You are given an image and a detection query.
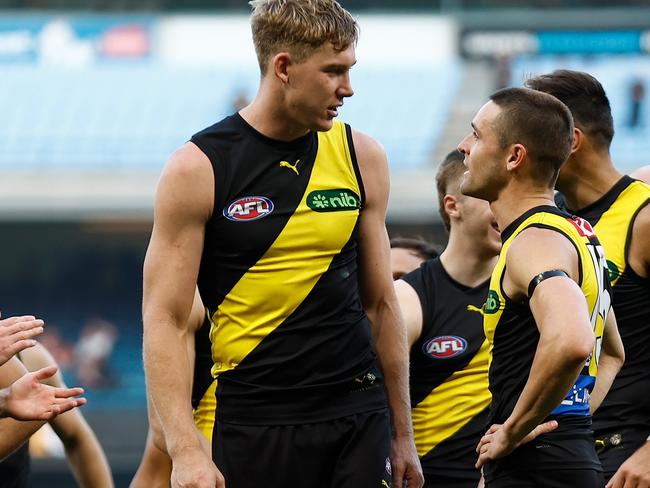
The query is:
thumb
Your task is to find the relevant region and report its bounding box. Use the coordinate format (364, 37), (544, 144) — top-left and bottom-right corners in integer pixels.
(32, 366), (58, 382)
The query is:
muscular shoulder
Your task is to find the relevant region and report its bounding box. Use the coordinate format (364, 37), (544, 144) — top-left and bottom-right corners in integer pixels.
(156, 143), (214, 222)
(350, 129), (388, 207)
(506, 226), (579, 298)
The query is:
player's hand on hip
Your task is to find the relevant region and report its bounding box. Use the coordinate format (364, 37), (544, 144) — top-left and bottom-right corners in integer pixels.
(475, 420), (558, 469)
(0, 314), (44, 365)
(171, 447), (225, 488)
(4, 366), (86, 420)
(391, 435), (424, 488)
(606, 441), (650, 488)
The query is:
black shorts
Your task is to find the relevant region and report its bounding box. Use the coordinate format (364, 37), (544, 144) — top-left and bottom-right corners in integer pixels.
(484, 428), (603, 487)
(595, 428), (649, 482)
(213, 408), (392, 488)
(424, 473), (480, 488)
(485, 469), (604, 487)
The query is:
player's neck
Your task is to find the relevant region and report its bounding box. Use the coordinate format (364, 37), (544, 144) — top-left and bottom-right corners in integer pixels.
(490, 183), (555, 235)
(440, 235), (498, 288)
(556, 152), (622, 212)
(239, 89), (310, 142)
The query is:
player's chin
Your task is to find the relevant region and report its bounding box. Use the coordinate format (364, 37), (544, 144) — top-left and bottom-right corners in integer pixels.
(313, 117), (334, 132)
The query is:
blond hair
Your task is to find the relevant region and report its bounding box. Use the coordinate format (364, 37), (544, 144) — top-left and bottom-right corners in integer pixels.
(250, 0), (358, 73)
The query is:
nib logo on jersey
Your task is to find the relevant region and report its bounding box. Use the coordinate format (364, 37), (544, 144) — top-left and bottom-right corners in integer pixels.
(307, 189), (360, 212)
(223, 196), (274, 222)
(423, 336), (468, 359)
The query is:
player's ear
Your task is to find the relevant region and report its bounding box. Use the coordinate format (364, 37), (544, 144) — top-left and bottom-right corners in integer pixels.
(570, 127), (584, 154)
(506, 143), (527, 172)
(273, 52), (292, 84)
(443, 194), (460, 221)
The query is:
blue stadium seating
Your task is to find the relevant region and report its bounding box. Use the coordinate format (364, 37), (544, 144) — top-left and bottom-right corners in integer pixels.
(0, 62), (462, 172)
(510, 55), (650, 173)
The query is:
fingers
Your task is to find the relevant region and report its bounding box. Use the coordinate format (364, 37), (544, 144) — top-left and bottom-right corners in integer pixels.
(0, 315), (37, 328)
(216, 471), (226, 488)
(520, 420), (558, 446)
(32, 365), (59, 381)
(6, 339), (37, 357)
(52, 396), (87, 416)
(391, 459), (405, 488)
(53, 386), (85, 398)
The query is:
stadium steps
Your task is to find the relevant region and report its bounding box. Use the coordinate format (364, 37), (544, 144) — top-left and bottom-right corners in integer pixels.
(430, 60), (496, 167)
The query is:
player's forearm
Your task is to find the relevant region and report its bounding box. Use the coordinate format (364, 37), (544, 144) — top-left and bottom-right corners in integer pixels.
(143, 312), (198, 457)
(369, 301), (413, 438)
(505, 336), (588, 442)
(0, 418), (44, 460)
(65, 433), (114, 488)
(589, 353), (622, 414)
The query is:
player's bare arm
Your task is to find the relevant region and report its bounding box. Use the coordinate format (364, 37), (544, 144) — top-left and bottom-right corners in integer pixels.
(477, 228), (594, 467)
(20, 342), (114, 488)
(132, 288), (207, 488)
(353, 129), (424, 488)
(142, 142), (224, 488)
(394, 280), (424, 347)
(590, 308), (624, 414)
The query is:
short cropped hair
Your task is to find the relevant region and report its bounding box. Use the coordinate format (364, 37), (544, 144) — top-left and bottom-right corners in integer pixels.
(525, 70), (614, 150)
(489, 87), (574, 186)
(435, 150), (466, 232)
(390, 237), (439, 261)
(249, 0), (359, 74)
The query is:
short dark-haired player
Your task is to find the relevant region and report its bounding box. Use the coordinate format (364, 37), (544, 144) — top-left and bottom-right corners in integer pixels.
(394, 149), (501, 487)
(527, 70), (650, 487)
(458, 87), (624, 487)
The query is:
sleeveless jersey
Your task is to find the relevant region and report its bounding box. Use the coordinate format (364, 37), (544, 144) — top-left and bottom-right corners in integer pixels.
(402, 258), (490, 486)
(557, 176), (650, 435)
(485, 205), (610, 428)
(190, 114), (385, 425)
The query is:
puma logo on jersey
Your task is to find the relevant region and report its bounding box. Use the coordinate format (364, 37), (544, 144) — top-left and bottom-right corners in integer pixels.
(381, 481), (391, 488)
(280, 159), (300, 175)
(466, 304), (485, 316)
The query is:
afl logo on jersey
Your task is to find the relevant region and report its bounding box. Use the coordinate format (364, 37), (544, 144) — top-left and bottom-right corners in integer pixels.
(223, 196), (274, 222)
(423, 336), (467, 359)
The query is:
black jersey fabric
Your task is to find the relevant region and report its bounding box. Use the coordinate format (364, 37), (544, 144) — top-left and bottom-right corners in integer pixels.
(402, 258), (490, 485)
(189, 114), (385, 425)
(0, 442), (30, 488)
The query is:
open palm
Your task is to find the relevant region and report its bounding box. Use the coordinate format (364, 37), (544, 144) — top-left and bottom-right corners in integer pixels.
(4, 366), (86, 421)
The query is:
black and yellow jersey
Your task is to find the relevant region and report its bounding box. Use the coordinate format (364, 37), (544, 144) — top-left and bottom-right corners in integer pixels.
(402, 258), (489, 486)
(485, 205), (610, 430)
(190, 114), (385, 425)
(557, 176), (650, 435)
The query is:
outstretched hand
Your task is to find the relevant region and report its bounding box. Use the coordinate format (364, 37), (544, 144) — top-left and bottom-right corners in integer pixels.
(0, 314), (44, 366)
(476, 420), (558, 468)
(2, 365), (86, 420)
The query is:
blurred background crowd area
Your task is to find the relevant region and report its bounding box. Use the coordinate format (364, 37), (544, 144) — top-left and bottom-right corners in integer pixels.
(0, 0), (648, 486)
